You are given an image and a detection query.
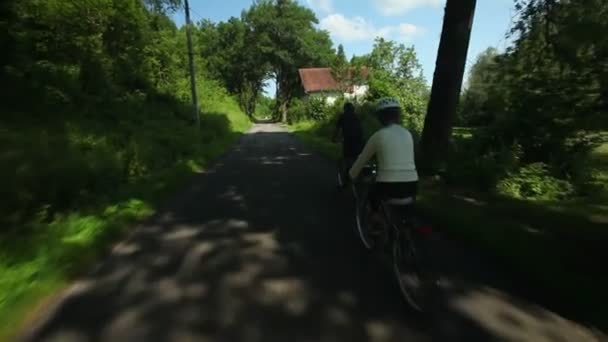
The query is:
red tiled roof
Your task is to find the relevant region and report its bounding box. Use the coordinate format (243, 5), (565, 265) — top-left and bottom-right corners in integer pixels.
(298, 67), (369, 93)
(298, 68), (339, 93)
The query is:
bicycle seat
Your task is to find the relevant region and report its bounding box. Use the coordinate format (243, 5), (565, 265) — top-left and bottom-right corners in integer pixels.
(384, 197), (415, 206)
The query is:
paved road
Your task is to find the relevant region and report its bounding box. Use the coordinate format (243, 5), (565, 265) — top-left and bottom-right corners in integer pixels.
(21, 124), (602, 342)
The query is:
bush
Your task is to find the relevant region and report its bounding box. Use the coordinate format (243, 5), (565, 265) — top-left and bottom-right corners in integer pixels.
(288, 96), (346, 124)
(287, 98), (308, 123)
(497, 163), (575, 200)
(444, 131), (522, 190)
(307, 96), (330, 121)
(255, 96), (275, 120)
(1, 91), (247, 229)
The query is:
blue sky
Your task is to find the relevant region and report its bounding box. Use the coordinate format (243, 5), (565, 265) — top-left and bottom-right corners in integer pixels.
(174, 0), (515, 95)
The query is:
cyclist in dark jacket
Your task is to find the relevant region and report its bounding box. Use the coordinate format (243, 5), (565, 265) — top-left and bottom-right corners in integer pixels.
(333, 102), (364, 182)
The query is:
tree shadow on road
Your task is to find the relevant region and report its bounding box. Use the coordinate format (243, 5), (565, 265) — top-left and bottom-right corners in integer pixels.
(21, 130), (600, 342)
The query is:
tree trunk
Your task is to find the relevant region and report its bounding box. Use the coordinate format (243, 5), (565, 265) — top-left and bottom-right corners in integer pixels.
(280, 101), (288, 123)
(275, 71), (290, 123)
(420, 0), (477, 174)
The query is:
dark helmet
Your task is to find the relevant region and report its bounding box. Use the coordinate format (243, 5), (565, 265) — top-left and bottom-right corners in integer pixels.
(343, 102), (355, 114)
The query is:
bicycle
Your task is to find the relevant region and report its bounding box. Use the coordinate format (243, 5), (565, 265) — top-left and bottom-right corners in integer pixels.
(333, 137), (357, 190)
(336, 157), (356, 189)
(336, 158), (346, 188)
(351, 163), (438, 312)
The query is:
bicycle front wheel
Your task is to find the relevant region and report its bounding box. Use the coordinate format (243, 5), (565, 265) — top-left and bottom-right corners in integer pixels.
(355, 201), (376, 250)
(337, 163), (344, 188)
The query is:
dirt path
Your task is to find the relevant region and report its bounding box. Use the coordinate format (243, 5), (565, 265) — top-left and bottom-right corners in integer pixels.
(20, 124), (603, 341)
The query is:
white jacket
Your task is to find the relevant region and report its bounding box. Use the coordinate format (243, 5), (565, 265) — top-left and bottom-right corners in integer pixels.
(349, 124), (419, 183)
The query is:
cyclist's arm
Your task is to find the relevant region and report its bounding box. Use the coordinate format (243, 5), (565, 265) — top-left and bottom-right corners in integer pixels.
(349, 133), (378, 179)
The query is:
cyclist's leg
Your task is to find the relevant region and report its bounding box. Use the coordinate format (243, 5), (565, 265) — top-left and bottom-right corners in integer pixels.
(368, 182), (381, 212)
(342, 139), (359, 185)
(368, 182), (390, 231)
(344, 156), (356, 183)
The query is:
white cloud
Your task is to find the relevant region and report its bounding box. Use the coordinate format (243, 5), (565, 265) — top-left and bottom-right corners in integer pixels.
(398, 23), (425, 36)
(320, 13), (424, 42)
(320, 14), (390, 42)
(374, 0), (444, 16)
(306, 0), (334, 13)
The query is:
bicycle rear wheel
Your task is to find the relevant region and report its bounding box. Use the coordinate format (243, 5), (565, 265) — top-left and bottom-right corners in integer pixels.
(392, 230), (436, 311)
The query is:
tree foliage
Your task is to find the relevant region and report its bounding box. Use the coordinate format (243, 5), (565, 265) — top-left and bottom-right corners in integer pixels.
(458, 47), (500, 126)
(192, 0), (333, 121)
(359, 38), (429, 133)
(0, 0), (250, 227)
(198, 17), (269, 117)
(452, 0), (608, 198)
(472, 0), (607, 162)
(244, 0), (334, 121)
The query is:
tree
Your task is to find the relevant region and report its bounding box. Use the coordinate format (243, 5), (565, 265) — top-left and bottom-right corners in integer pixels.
(489, 0), (608, 165)
(445, 0), (607, 194)
(144, 0), (182, 12)
(335, 44), (347, 68)
(331, 44), (349, 92)
(420, 0), (477, 173)
(244, 0), (334, 122)
(458, 47), (500, 126)
(198, 17), (268, 117)
(146, 14), (181, 92)
(360, 38), (429, 133)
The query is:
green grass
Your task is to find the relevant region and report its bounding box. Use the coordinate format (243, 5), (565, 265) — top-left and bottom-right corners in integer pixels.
(589, 141), (608, 199)
(452, 126), (476, 139)
(290, 121), (608, 330)
(0, 100), (250, 341)
(593, 142), (608, 158)
(290, 121), (340, 159)
(0, 200), (153, 340)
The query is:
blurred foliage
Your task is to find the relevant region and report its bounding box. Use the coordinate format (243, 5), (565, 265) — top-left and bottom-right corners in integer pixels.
(198, 0), (334, 120)
(452, 0), (608, 200)
(357, 38), (429, 135)
(0, 0), (249, 336)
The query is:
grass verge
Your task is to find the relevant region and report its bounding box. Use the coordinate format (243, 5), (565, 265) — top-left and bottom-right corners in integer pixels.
(0, 107), (250, 341)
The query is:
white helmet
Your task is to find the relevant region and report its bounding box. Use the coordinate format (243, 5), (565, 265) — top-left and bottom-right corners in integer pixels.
(376, 97), (400, 111)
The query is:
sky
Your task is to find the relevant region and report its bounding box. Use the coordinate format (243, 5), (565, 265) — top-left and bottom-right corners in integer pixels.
(174, 0), (515, 96)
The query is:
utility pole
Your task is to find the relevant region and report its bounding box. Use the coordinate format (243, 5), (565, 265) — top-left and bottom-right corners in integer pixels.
(184, 0), (200, 128)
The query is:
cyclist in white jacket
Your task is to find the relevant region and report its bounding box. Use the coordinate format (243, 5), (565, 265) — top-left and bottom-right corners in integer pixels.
(349, 98), (418, 225)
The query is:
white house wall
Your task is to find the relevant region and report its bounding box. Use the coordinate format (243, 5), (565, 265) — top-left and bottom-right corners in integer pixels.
(307, 85), (369, 105)
(308, 92), (340, 105)
(343, 85), (369, 102)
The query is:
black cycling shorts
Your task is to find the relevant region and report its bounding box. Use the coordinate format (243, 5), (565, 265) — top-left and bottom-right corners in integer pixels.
(369, 181), (418, 210)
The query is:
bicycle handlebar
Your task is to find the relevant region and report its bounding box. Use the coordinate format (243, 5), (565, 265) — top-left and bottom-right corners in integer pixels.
(356, 163), (377, 184)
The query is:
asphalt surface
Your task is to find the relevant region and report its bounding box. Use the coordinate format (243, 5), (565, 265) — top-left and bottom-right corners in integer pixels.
(20, 124), (603, 342)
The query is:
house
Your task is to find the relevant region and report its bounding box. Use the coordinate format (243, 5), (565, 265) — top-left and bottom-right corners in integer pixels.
(298, 67), (369, 105)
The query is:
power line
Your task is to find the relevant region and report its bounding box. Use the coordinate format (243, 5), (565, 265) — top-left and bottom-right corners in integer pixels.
(190, 7), (204, 22)
(184, 0), (200, 129)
